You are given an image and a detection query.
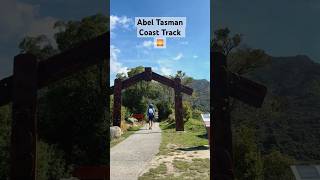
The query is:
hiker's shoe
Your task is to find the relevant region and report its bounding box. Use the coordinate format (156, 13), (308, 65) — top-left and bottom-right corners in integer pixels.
(149, 127), (151, 130)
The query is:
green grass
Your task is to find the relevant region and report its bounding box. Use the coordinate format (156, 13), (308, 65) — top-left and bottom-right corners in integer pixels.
(138, 163), (167, 180)
(159, 118), (208, 155)
(139, 118), (210, 180)
(110, 125), (142, 148)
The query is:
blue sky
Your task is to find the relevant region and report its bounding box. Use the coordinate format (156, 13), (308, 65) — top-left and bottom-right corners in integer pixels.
(213, 0), (320, 62)
(110, 0), (210, 85)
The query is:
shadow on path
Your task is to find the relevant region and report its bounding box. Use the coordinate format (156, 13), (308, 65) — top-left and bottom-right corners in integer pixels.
(177, 145), (209, 151)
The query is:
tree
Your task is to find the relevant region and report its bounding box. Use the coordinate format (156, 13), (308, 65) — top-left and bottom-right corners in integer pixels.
(233, 125), (264, 180)
(54, 13), (108, 51)
(263, 149), (295, 180)
(228, 48), (271, 75)
(121, 66), (170, 114)
(19, 14), (110, 168)
(19, 35), (57, 60)
(212, 27), (242, 56)
(171, 70), (193, 86)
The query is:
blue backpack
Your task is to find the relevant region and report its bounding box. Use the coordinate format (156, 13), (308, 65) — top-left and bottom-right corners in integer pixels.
(148, 107), (154, 116)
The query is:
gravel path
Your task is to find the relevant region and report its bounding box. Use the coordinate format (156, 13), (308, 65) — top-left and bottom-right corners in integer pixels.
(110, 122), (162, 180)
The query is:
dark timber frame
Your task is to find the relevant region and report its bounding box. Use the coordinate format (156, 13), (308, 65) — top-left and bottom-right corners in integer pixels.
(110, 67), (193, 131)
(211, 52), (267, 179)
(0, 33), (109, 180)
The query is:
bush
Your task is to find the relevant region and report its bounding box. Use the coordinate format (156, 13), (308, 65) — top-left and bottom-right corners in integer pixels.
(37, 141), (71, 180)
(192, 109), (203, 119)
(233, 126), (263, 180)
(38, 66), (108, 166)
(120, 120), (129, 132)
(182, 101), (192, 122)
(157, 101), (173, 120)
(0, 105), (10, 179)
(263, 149), (295, 180)
(121, 106), (131, 121)
(168, 113), (175, 122)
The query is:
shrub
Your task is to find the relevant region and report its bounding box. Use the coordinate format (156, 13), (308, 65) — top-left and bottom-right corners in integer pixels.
(157, 101), (173, 120)
(37, 141), (71, 180)
(38, 66), (108, 166)
(120, 120), (129, 132)
(0, 105), (10, 179)
(263, 149), (295, 180)
(192, 109), (203, 119)
(233, 125), (263, 180)
(182, 101), (192, 122)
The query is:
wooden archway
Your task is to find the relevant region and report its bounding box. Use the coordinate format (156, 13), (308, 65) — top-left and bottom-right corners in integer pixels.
(110, 67), (193, 131)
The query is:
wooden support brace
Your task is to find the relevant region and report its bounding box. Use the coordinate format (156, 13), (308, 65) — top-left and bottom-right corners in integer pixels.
(211, 52), (234, 179)
(113, 79), (122, 127)
(10, 54), (38, 180)
(174, 78), (184, 131)
(145, 67), (152, 81)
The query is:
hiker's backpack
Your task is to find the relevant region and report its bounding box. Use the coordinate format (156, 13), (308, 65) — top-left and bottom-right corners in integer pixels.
(148, 108), (154, 116)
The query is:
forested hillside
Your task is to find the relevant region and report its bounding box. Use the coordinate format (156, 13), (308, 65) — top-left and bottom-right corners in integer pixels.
(233, 55), (320, 161)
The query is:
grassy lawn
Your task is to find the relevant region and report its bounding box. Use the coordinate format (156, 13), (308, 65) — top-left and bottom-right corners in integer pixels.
(139, 118), (210, 180)
(159, 118), (209, 155)
(110, 125), (142, 148)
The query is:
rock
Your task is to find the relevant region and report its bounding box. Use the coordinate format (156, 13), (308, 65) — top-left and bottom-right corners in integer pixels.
(110, 126), (122, 139)
(127, 117), (138, 124)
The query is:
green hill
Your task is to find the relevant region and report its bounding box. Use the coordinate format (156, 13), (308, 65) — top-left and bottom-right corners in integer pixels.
(188, 79), (210, 112)
(233, 55), (320, 162)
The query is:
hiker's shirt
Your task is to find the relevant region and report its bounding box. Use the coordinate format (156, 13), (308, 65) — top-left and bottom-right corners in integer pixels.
(147, 107), (155, 117)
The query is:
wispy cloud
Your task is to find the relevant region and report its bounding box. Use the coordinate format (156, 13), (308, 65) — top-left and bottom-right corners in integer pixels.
(142, 40), (153, 48)
(110, 15), (133, 30)
(0, 0), (57, 42)
(160, 67), (173, 76)
(136, 40), (153, 49)
(110, 45), (128, 75)
(110, 15), (133, 38)
(173, 53), (183, 60)
(193, 55), (198, 59)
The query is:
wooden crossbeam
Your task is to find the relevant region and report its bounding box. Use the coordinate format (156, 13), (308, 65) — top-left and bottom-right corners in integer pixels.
(109, 68), (193, 95)
(122, 72), (146, 89)
(111, 67), (193, 131)
(151, 72), (175, 88)
(229, 72), (267, 108)
(0, 32), (109, 107)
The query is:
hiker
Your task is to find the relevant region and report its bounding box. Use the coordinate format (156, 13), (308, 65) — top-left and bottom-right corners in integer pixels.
(147, 103), (156, 130)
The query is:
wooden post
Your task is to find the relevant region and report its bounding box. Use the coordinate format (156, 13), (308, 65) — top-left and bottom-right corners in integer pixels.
(174, 78), (184, 131)
(211, 52), (234, 179)
(145, 67), (152, 81)
(11, 54), (38, 180)
(113, 78), (122, 127)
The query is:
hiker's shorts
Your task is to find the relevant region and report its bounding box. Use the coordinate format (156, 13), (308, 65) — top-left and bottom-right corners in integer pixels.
(148, 115), (154, 122)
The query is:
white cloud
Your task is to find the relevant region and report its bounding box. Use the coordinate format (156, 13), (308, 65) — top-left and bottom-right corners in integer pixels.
(0, 0), (57, 42)
(136, 40), (153, 50)
(160, 67), (173, 76)
(193, 55), (198, 59)
(143, 40), (153, 48)
(110, 45), (128, 75)
(110, 15), (132, 30)
(173, 53), (183, 60)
